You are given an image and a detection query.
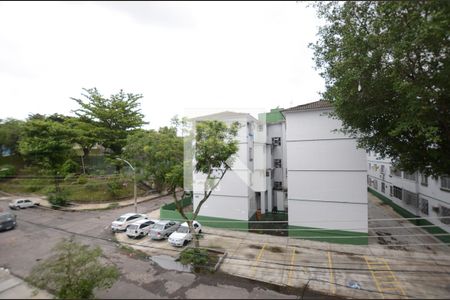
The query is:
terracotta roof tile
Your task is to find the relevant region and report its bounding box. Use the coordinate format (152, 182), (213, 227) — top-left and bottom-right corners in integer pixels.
(282, 100), (333, 113)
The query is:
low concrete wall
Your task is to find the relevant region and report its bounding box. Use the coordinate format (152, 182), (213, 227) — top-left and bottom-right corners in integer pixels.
(160, 197), (249, 230)
(288, 225), (368, 245)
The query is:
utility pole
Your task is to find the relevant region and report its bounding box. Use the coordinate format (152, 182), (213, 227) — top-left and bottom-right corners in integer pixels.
(116, 158), (137, 213)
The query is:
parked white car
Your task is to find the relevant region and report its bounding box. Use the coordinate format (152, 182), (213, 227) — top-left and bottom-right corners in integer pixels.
(126, 219), (158, 238)
(111, 213), (148, 232)
(168, 221), (202, 247)
(9, 199), (40, 210)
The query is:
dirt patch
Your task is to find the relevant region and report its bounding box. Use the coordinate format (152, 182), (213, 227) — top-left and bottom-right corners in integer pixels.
(245, 253), (256, 259)
(266, 246), (284, 253)
(248, 244), (262, 250)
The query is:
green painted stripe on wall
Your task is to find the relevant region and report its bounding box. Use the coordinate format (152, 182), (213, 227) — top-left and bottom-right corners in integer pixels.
(368, 188), (450, 243)
(160, 197), (249, 230)
(288, 225), (368, 245)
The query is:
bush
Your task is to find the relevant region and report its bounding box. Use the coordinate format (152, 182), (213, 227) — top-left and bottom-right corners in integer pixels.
(64, 173), (76, 182)
(26, 238), (119, 299)
(77, 174), (88, 184)
(0, 164), (16, 179)
(41, 185), (56, 195)
(107, 179), (121, 198)
(84, 181), (99, 192)
(48, 192), (69, 209)
(60, 159), (80, 176)
(179, 248), (210, 272)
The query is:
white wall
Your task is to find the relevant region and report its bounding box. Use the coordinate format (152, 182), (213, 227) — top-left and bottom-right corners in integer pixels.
(192, 113), (256, 221)
(288, 171), (367, 204)
(289, 200), (368, 232)
(285, 108), (368, 233)
(285, 110), (347, 141)
(193, 193), (249, 221)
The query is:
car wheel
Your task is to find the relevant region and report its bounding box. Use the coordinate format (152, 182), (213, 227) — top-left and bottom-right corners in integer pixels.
(199, 229), (202, 234)
(183, 240), (188, 246)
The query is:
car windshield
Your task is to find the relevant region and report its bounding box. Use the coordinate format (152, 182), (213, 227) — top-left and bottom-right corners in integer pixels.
(127, 225), (138, 230)
(177, 226), (189, 233)
(0, 214), (13, 222)
(116, 217), (125, 222)
(153, 224), (165, 230)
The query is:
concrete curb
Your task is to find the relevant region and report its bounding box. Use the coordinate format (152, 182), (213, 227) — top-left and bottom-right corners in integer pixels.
(0, 268), (52, 299)
(40, 192), (173, 212)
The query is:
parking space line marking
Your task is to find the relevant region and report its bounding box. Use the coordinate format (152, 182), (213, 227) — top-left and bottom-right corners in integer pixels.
(287, 248), (296, 286)
(327, 251), (336, 295)
(251, 243), (267, 277)
(364, 256), (406, 298)
(382, 259), (407, 297)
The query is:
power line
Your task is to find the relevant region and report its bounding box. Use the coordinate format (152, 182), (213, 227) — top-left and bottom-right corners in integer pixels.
(17, 218), (450, 276)
(25, 206), (450, 242)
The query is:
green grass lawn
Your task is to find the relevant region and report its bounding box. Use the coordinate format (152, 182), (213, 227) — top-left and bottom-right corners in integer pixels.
(0, 175), (146, 203)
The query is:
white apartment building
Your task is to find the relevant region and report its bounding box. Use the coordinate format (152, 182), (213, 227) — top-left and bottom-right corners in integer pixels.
(367, 152), (450, 233)
(191, 111), (259, 221)
(190, 101), (368, 244)
(282, 101), (368, 240)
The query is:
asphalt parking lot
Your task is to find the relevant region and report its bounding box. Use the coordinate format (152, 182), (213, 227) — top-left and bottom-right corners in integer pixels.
(117, 194), (450, 299)
(0, 194), (321, 299)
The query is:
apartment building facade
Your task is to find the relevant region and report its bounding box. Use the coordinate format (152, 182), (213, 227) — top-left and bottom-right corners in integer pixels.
(367, 152), (450, 233)
(282, 101), (368, 243)
(190, 101), (368, 244)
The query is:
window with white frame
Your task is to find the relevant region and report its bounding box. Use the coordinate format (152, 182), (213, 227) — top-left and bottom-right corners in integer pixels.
(403, 190), (419, 208)
(393, 186), (402, 200)
(419, 198), (429, 215)
(249, 147), (253, 162)
(272, 137), (281, 146)
(441, 176), (450, 191)
(274, 159), (282, 168)
(420, 173), (428, 186)
(373, 179), (378, 190)
(381, 182), (385, 193)
(439, 205), (450, 225)
(390, 167), (401, 177)
(381, 165), (385, 174)
(274, 181), (282, 190)
(403, 171), (417, 181)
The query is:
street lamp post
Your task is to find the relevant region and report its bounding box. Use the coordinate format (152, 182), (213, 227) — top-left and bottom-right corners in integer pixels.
(116, 158), (137, 213)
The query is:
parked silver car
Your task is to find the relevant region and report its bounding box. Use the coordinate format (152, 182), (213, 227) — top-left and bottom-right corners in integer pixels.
(9, 199), (40, 210)
(149, 220), (180, 240)
(126, 219), (158, 238)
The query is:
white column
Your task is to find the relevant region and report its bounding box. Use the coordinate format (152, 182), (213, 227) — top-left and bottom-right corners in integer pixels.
(261, 192), (266, 213)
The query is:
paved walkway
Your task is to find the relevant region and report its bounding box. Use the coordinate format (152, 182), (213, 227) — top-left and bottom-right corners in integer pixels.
(0, 268), (51, 299)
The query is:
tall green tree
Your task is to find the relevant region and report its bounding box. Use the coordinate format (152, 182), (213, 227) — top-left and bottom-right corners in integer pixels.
(124, 126), (183, 192)
(311, 1), (450, 176)
(18, 115), (75, 191)
(64, 116), (100, 174)
(27, 237), (119, 299)
(167, 120), (240, 248)
(71, 88), (146, 161)
(0, 118), (24, 155)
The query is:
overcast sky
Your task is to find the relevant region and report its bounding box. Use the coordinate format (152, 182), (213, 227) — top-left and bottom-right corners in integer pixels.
(0, 1), (325, 129)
